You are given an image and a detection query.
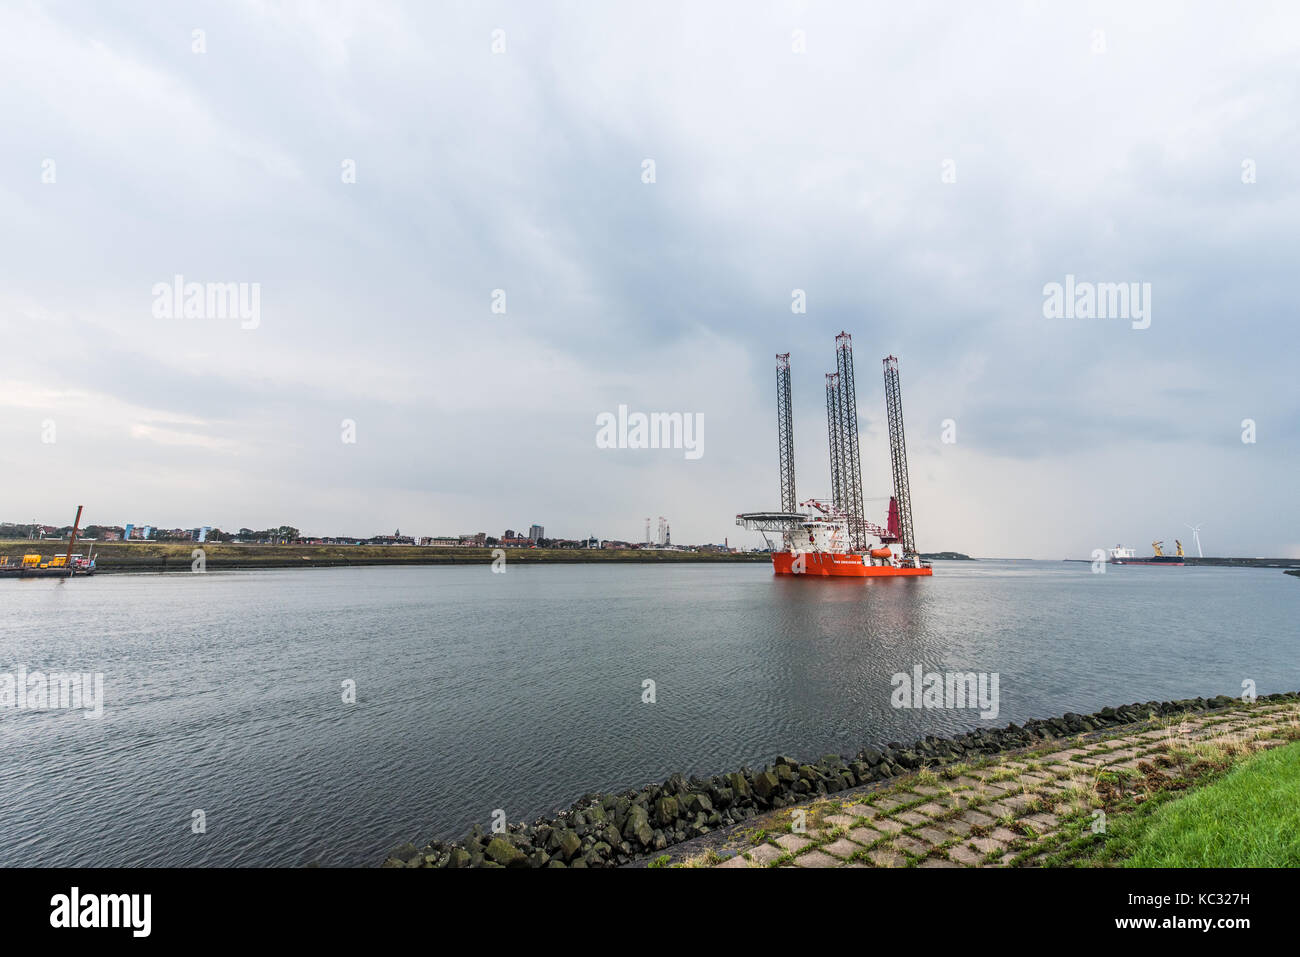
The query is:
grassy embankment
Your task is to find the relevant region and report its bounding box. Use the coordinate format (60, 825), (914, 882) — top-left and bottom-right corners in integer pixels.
(0, 539), (769, 572)
(1037, 730), (1300, 867)
(1118, 740), (1300, 866)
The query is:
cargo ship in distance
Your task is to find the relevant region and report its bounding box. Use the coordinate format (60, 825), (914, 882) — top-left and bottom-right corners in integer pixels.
(0, 506), (97, 578)
(0, 552), (97, 577)
(1108, 541), (1186, 566)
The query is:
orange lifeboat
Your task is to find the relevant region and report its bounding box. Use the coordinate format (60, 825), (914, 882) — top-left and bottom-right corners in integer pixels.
(869, 546), (893, 558)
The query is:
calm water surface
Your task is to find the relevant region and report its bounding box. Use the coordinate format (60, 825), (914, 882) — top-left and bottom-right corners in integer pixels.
(2, 560), (1297, 866)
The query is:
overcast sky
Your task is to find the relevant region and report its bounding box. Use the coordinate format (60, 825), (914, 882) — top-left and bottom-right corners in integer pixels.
(1, 1), (1296, 558)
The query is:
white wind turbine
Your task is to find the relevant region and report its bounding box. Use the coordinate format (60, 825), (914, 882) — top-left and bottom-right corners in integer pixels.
(1186, 524), (1203, 558)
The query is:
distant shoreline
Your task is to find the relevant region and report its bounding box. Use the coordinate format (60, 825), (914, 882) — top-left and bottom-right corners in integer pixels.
(0, 539), (770, 573)
(1064, 556), (1300, 570)
(6, 540), (1291, 573)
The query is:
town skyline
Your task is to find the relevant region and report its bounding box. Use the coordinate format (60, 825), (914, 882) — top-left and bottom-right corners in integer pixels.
(0, 516), (718, 550)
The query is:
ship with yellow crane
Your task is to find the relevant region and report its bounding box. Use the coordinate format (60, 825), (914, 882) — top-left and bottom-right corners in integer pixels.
(0, 506), (97, 578)
(1107, 539), (1187, 566)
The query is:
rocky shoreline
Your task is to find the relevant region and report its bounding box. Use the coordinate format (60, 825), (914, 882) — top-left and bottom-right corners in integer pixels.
(383, 691), (1299, 868)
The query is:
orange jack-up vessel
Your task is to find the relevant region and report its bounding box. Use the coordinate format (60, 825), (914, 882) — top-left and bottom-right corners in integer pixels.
(737, 337), (932, 578)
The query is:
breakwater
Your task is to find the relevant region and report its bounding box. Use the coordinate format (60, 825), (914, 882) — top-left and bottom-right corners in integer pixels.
(385, 691), (1299, 868)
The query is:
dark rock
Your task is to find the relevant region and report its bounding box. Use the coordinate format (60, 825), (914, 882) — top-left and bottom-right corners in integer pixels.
(752, 770), (779, 799)
(622, 806), (653, 847)
(554, 827), (582, 860)
(485, 836), (526, 867)
(653, 795), (679, 827)
(726, 772), (751, 799)
(684, 792), (714, 815)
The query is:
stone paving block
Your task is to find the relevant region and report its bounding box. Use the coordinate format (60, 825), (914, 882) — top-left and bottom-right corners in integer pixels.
(947, 844), (982, 865)
(793, 850), (840, 868)
(897, 811), (930, 826)
(957, 809), (996, 828)
(893, 835), (929, 856)
(989, 827), (1023, 844)
(918, 857), (960, 867)
(943, 818), (973, 837)
(916, 826), (950, 847)
(1034, 753), (1073, 765)
(874, 796), (907, 812)
(967, 836), (1005, 855)
(1092, 753), (1137, 765)
(911, 784), (943, 796)
(823, 814), (857, 830)
(981, 801), (1016, 820)
(844, 803), (878, 819)
(867, 847), (904, 867)
(716, 854), (754, 868)
(775, 833), (812, 854)
(872, 817), (905, 834)
(1022, 813), (1060, 831)
(748, 843), (786, 866)
(848, 827), (882, 845)
(913, 802), (947, 817)
(822, 838), (862, 860)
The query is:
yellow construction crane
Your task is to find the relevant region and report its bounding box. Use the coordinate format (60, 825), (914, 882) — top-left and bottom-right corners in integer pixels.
(1175, 540), (1185, 558)
(1152, 540), (1164, 557)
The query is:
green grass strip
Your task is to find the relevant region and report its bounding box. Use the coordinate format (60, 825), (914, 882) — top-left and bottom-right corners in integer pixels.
(1121, 741), (1300, 867)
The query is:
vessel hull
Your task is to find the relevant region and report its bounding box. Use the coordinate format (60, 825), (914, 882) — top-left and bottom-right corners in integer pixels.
(772, 551), (932, 577)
